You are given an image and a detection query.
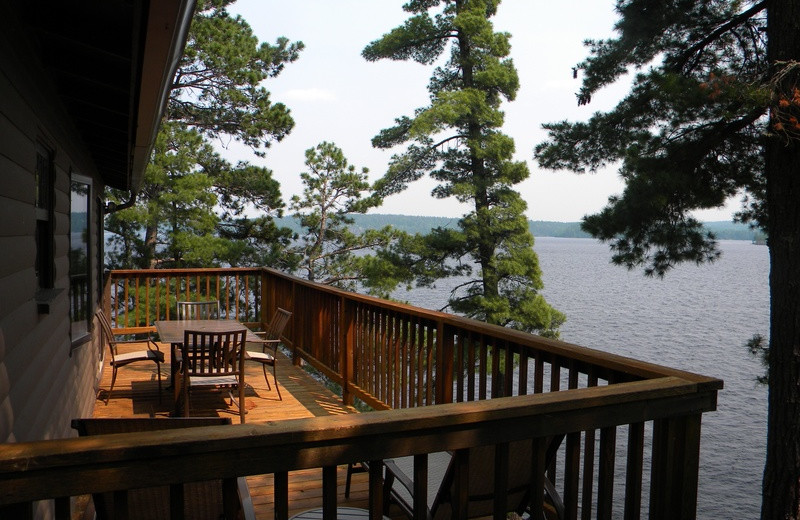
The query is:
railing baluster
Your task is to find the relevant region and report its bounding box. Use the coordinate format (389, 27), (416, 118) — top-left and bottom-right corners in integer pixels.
(134, 276), (140, 326)
(597, 426), (617, 520)
(413, 454), (428, 520)
(322, 465), (337, 520)
(490, 339), (500, 398)
(274, 471), (289, 520)
(368, 460), (384, 520)
(401, 314), (409, 408)
(123, 277), (130, 328)
(54, 496), (70, 520)
(528, 437), (546, 520)
(581, 371), (599, 520)
(425, 320), (434, 405)
(494, 442), (509, 520)
(564, 431), (581, 520)
(624, 422), (645, 520)
(452, 449), (469, 520)
(467, 332), (475, 402)
(518, 347), (528, 396)
(478, 335), (487, 400)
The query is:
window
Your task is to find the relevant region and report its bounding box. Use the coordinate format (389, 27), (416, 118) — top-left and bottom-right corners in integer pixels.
(35, 142), (54, 290)
(70, 174), (92, 345)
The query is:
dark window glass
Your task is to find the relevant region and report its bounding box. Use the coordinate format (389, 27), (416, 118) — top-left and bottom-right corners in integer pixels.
(70, 175), (92, 343)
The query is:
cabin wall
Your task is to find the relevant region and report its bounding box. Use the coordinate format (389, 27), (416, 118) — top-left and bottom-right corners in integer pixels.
(0, 4), (104, 444)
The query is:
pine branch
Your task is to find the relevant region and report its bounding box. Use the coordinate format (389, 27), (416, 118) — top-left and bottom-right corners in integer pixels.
(669, 1), (768, 73)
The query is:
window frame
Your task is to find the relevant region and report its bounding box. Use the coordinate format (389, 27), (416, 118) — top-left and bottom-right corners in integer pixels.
(69, 172), (93, 348)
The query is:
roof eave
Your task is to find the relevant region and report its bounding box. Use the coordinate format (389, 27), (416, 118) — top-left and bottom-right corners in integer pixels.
(128, 0), (195, 191)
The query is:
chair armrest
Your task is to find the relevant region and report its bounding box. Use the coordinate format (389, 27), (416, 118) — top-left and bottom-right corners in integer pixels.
(237, 476), (256, 520)
(383, 458), (417, 516)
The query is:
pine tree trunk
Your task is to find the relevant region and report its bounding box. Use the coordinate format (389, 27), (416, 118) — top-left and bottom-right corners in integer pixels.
(144, 224), (158, 269)
(762, 2), (800, 518)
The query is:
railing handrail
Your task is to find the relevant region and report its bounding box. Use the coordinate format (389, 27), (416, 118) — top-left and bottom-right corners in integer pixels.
(0, 376), (712, 505)
(108, 267), (723, 388)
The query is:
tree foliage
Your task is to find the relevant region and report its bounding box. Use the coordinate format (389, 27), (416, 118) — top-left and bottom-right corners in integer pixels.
(535, 0), (769, 276)
(535, 1), (800, 518)
(105, 0), (301, 270)
(366, 0), (564, 337)
(288, 142), (406, 298)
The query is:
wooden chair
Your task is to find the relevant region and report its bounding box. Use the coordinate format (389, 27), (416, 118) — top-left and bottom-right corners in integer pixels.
(96, 309), (164, 404)
(245, 308), (291, 400)
(177, 300), (221, 320)
(71, 417), (255, 520)
(179, 329), (247, 423)
(368, 435), (565, 520)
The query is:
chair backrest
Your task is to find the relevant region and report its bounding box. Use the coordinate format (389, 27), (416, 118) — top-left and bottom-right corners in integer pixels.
(432, 435), (565, 519)
(177, 300), (220, 320)
(70, 417), (253, 520)
(181, 329), (246, 378)
(264, 308), (292, 341)
(95, 309), (118, 359)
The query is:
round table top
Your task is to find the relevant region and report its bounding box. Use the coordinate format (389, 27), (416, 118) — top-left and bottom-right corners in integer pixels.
(289, 506), (390, 520)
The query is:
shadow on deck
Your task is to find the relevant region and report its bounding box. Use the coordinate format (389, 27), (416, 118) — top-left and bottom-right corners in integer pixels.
(91, 343), (385, 519)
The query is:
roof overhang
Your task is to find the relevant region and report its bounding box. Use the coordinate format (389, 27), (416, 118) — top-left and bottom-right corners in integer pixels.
(22, 0), (195, 191)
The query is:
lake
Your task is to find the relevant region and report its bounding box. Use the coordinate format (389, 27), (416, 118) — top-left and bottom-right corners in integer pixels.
(395, 237), (769, 519)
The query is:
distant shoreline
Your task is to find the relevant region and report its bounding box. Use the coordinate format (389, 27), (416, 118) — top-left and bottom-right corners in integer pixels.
(275, 213), (763, 242)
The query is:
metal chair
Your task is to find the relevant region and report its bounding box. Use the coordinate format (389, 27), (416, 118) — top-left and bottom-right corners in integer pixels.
(96, 309), (163, 404)
(177, 300), (220, 320)
(179, 328), (247, 423)
(347, 436), (565, 519)
(245, 308), (291, 400)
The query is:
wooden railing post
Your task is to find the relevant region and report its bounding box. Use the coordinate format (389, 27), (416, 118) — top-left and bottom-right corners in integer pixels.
(103, 270), (111, 320)
(340, 297), (355, 406)
(260, 268), (271, 330)
(435, 321), (454, 404)
(649, 414), (702, 520)
(291, 280), (301, 366)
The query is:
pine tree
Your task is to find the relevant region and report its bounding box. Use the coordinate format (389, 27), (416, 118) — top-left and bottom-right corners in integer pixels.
(289, 142), (406, 298)
(105, 0), (302, 270)
(535, 1), (800, 517)
(365, 0), (564, 336)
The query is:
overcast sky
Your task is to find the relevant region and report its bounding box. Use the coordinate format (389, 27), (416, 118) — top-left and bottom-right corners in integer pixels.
(226, 1), (738, 222)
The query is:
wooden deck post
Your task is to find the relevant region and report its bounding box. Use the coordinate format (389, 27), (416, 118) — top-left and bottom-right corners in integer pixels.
(435, 321), (454, 404)
(259, 268), (269, 330)
(649, 414), (702, 520)
(341, 298), (355, 406)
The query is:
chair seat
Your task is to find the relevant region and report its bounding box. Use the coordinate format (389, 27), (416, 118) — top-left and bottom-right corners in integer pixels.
(114, 349), (165, 365)
(245, 351), (275, 363)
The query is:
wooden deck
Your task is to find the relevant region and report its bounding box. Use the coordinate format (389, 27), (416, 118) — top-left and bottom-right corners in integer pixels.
(91, 340), (382, 519)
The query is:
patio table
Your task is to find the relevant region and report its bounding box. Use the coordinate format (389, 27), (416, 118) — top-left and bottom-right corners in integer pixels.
(154, 319), (250, 407)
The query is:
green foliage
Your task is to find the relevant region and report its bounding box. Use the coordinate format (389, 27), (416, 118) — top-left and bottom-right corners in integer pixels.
(366, 0), (563, 336)
(288, 142), (408, 298)
(534, 2), (800, 517)
(105, 1), (301, 270)
(171, 0), (303, 154)
(746, 333), (769, 386)
(535, 0), (769, 276)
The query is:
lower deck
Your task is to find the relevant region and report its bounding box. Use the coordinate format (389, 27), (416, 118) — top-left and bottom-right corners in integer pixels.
(91, 341), (381, 519)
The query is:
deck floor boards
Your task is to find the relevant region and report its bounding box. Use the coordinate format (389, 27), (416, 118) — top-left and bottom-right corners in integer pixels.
(91, 340), (397, 519)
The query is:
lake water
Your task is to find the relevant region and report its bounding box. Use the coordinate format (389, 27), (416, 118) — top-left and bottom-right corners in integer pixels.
(395, 237), (769, 519)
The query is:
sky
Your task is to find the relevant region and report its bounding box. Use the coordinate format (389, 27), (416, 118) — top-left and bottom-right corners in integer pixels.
(226, 1), (739, 223)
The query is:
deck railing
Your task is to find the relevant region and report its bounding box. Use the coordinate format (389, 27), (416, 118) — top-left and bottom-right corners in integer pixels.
(0, 267), (722, 520)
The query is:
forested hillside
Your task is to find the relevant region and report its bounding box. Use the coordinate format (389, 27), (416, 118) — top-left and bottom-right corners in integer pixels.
(275, 214), (761, 241)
